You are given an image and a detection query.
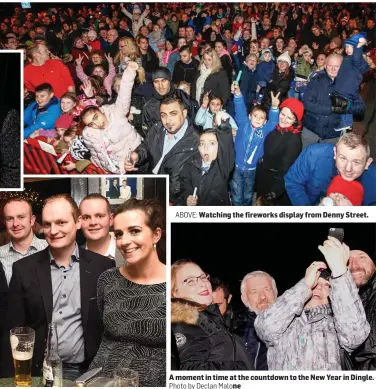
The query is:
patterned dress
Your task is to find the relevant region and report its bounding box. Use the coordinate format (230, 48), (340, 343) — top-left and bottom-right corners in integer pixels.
(89, 268), (166, 387)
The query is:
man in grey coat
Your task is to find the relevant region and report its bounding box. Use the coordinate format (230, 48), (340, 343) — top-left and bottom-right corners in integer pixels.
(255, 236), (370, 370)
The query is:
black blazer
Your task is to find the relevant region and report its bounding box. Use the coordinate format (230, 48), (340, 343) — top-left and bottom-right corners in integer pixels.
(0, 247), (115, 378)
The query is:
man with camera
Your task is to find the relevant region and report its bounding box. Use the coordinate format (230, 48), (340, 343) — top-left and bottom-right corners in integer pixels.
(254, 235), (370, 370)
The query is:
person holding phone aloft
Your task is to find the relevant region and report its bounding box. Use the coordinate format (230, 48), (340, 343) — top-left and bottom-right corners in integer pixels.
(254, 236), (370, 370)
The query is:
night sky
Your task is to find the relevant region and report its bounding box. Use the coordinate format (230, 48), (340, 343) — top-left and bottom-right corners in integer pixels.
(172, 223), (376, 310)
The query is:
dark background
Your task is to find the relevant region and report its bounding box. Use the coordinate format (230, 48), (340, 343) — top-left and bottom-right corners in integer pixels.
(0, 52), (21, 112)
(172, 223), (376, 310)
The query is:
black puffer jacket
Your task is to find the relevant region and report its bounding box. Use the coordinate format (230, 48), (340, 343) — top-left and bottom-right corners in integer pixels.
(352, 273), (376, 370)
(135, 121), (199, 204)
(142, 85), (199, 134)
(171, 299), (254, 370)
(261, 68), (293, 110)
(177, 118), (235, 206)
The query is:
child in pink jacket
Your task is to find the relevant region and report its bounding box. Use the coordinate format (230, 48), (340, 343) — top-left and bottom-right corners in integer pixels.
(80, 61), (142, 174)
(76, 53), (116, 97)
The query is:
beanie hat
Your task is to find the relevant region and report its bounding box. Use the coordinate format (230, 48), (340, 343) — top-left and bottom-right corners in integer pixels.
(277, 51), (291, 67)
(55, 114), (74, 129)
(33, 34), (47, 42)
(280, 98), (304, 122)
(331, 37), (342, 48)
(133, 6), (141, 15)
(344, 32), (367, 48)
(326, 175), (364, 206)
(152, 67), (171, 82)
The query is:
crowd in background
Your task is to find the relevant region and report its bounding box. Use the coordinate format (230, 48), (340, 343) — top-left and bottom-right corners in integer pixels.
(1, 2), (376, 205)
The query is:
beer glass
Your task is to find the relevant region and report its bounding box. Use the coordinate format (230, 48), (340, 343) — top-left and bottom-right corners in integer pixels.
(10, 327), (35, 387)
(113, 368), (139, 387)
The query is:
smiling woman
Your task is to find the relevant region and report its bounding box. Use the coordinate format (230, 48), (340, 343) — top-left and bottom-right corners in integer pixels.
(171, 259), (254, 371)
(88, 198), (166, 387)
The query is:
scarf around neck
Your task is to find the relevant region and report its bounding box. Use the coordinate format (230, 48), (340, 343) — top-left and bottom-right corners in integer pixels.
(196, 64), (212, 103)
(276, 123), (302, 134)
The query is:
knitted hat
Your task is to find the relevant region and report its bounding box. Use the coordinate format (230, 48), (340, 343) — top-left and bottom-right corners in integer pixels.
(280, 98), (304, 122)
(55, 115), (74, 129)
(33, 34), (47, 42)
(133, 6), (141, 14)
(344, 32), (367, 47)
(326, 175), (364, 206)
(277, 51), (291, 66)
(152, 67), (171, 82)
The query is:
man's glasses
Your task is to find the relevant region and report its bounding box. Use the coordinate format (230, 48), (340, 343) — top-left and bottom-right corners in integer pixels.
(183, 274), (210, 287)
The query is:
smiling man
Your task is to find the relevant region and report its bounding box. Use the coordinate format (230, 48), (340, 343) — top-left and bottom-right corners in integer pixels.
(240, 271), (277, 370)
(79, 194), (123, 266)
(0, 198), (47, 286)
(0, 194), (114, 381)
(126, 96), (199, 204)
(285, 133), (376, 206)
(255, 237), (370, 370)
(347, 249), (376, 370)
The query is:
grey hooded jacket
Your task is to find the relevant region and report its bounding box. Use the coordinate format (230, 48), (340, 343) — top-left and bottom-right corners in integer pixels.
(255, 270), (370, 370)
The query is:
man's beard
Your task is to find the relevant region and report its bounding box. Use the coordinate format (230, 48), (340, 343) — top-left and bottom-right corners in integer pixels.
(351, 266), (376, 287)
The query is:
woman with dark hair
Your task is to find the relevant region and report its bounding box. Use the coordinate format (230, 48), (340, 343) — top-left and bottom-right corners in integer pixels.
(171, 260), (253, 370)
(256, 97), (304, 205)
(179, 111), (235, 206)
(89, 198), (166, 386)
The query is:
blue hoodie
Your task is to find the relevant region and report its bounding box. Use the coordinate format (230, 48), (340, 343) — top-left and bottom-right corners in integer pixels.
(24, 97), (61, 139)
(233, 94), (279, 170)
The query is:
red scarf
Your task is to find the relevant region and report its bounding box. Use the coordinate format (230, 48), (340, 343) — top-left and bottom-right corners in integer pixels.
(276, 123), (302, 134)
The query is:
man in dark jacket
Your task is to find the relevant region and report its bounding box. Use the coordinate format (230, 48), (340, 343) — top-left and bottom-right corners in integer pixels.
(126, 96), (199, 204)
(172, 46), (199, 86)
(302, 53), (365, 148)
(142, 67), (199, 135)
(348, 249), (376, 370)
(239, 271), (278, 370)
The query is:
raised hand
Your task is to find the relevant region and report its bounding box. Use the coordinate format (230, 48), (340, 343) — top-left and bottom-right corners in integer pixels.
(82, 80), (94, 97)
(104, 52), (113, 64)
(270, 91), (281, 108)
(202, 91), (210, 107)
(75, 54), (84, 66)
(231, 82), (241, 96)
(319, 236), (349, 276)
(126, 61), (139, 73)
(63, 161), (76, 171)
(305, 261), (327, 289)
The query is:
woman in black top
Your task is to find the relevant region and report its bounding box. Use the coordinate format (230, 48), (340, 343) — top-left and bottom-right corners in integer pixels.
(256, 97), (304, 205)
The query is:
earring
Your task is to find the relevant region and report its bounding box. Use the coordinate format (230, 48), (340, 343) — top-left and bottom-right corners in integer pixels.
(153, 243), (157, 249)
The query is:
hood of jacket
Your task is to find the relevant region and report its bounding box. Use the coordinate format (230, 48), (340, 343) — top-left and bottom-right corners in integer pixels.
(171, 298), (203, 325)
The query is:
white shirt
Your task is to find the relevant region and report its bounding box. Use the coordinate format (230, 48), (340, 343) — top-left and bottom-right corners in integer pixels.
(85, 235), (116, 259)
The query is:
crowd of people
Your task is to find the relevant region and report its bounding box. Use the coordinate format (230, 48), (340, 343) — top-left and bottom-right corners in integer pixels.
(0, 194), (166, 386)
(1, 2), (376, 205)
(171, 237), (376, 371)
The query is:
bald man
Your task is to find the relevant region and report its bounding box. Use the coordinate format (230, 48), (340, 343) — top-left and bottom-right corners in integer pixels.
(347, 250), (376, 370)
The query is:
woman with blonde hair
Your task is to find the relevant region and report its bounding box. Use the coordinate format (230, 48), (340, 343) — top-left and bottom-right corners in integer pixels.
(171, 259), (253, 370)
(115, 37), (144, 77)
(191, 48), (231, 106)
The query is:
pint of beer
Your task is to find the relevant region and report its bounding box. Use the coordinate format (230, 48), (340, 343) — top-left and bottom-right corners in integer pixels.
(10, 327), (35, 387)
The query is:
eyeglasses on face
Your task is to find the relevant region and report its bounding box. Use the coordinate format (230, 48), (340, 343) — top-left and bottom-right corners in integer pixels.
(183, 273), (210, 287)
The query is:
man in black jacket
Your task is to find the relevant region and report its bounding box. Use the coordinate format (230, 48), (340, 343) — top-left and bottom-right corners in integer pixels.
(126, 96), (199, 204)
(239, 271), (278, 370)
(0, 194), (115, 381)
(348, 250), (376, 370)
(142, 67), (199, 135)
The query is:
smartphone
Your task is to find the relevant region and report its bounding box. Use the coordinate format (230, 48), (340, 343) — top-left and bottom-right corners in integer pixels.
(328, 228), (344, 243)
